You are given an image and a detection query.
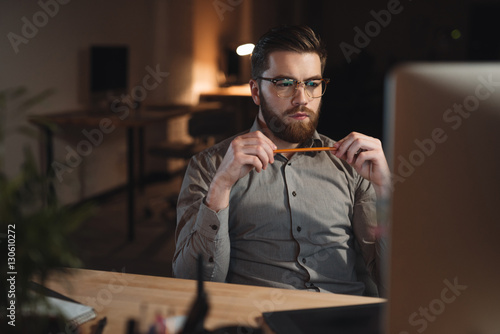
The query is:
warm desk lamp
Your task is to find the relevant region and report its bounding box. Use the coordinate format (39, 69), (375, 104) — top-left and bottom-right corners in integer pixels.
(222, 43), (255, 86)
(236, 43), (255, 56)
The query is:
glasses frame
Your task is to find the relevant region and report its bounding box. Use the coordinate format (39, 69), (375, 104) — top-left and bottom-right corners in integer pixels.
(258, 77), (330, 99)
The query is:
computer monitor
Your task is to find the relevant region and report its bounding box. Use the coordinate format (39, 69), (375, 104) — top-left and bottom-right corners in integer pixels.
(384, 63), (500, 333)
(90, 45), (129, 109)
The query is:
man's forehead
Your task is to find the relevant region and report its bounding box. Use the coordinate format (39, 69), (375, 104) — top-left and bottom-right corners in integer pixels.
(264, 51), (322, 77)
(267, 50), (320, 62)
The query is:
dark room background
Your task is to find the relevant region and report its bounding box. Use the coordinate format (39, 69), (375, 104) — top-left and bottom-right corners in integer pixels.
(2, 0), (499, 203)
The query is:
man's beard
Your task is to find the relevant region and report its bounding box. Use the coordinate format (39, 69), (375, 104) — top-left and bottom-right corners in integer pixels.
(260, 94), (321, 144)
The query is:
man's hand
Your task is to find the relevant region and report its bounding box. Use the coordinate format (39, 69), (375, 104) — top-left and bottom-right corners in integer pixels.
(206, 131), (277, 212)
(333, 132), (391, 199)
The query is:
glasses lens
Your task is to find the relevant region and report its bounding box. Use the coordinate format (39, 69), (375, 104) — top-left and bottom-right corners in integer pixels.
(274, 79), (296, 97)
(305, 80), (327, 98)
(270, 78), (329, 98)
(272, 79), (328, 98)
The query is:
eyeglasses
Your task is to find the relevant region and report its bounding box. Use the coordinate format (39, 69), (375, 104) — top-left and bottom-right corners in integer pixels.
(258, 77), (330, 98)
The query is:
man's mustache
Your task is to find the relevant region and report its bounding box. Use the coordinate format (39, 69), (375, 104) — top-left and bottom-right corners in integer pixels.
(284, 106), (315, 116)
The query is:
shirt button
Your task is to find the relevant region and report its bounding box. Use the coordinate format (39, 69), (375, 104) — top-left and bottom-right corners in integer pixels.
(302, 258), (306, 264)
(292, 191), (297, 197)
(288, 163), (292, 166)
(209, 257), (214, 263)
(296, 226), (302, 232)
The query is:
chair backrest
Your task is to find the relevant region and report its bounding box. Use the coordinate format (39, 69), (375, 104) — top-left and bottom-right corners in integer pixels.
(188, 108), (237, 144)
(354, 240), (379, 297)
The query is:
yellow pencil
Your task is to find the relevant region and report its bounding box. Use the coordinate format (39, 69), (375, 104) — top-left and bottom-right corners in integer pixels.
(273, 147), (338, 154)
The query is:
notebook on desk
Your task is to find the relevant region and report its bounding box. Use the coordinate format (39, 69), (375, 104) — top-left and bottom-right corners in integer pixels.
(28, 281), (96, 328)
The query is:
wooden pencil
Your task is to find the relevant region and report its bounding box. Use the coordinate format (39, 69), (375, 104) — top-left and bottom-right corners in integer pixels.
(273, 147), (338, 154)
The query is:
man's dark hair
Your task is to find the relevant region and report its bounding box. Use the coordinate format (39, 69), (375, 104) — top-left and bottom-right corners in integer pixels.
(251, 25), (327, 79)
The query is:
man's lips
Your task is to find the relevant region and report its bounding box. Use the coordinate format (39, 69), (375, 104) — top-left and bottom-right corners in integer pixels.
(288, 112), (310, 120)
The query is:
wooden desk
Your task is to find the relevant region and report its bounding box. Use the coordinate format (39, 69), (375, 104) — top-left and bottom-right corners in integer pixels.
(29, 109), (190, 241)
(43, 269), (385, 333)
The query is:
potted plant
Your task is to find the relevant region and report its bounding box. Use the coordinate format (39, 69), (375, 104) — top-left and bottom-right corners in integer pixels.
(0, 87), (95, 333)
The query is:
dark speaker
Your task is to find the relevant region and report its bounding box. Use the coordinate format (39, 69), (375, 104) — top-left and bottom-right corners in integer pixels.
(90, 45), (129, 93)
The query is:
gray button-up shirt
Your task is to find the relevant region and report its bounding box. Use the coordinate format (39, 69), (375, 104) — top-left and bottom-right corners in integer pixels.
(173, 120), (382, 296)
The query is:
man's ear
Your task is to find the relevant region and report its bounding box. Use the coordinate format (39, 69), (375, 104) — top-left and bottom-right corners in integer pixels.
(249, 79), (260, 105)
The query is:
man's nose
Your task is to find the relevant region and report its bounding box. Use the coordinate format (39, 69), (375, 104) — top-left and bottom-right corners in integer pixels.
(292, 83), (309, 105)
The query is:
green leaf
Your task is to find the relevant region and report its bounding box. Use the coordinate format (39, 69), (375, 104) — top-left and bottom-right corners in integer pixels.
(0, 87), (95, 314)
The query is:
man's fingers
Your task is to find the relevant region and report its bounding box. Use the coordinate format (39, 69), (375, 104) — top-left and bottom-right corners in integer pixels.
(226, 131), (277, 176)
(335, 138), (362, 163)
(235, 146), (270, 171)
(235, 132), (276, 165)
(352, 150), (373, 170)
(334, 132), (382, 163)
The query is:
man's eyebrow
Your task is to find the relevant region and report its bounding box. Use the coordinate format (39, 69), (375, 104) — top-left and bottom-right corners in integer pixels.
(305, 75), (323, 80)
(273, 75), (323, 80)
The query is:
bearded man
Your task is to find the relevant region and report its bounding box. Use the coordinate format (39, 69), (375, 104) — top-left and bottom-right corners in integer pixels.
(172, 25), (391, 297)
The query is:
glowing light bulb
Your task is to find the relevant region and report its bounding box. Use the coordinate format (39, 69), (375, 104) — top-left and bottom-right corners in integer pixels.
(236, 43), (255, 56)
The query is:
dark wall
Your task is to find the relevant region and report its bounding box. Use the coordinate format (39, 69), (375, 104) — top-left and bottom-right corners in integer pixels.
(250, 0), (500, 142)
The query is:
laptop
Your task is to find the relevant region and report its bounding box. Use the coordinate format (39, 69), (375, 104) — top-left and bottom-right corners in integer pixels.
(263, 302), (384, 334)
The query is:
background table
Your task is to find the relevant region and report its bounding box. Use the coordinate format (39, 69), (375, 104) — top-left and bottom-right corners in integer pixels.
(29, 109), (190, 241)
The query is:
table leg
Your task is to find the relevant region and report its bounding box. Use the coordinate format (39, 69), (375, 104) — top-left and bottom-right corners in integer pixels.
(127, 128), (135, 241)
(44, 126), (53, 174)
(42, 126), (56, 205)
(138, 127), (144, 193)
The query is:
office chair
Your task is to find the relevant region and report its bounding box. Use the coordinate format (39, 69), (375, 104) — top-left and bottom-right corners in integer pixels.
(149, 104), (234, 161)
(145, 103), (237, 222)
